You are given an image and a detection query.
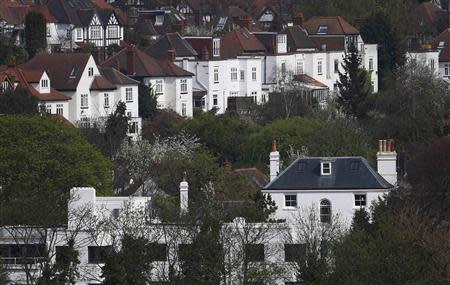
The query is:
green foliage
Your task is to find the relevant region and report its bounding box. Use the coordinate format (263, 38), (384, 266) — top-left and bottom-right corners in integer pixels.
(105, 101), (129, 158)
(39, 239), (80, 284)
(0, 36), (28, 65)
(0, 116), (111, 226)
(337, 42), (373, 119)
(370, 60), (450, 151)
(182, 112), (259, 163)
(0, 264), (8, 284)
(138, 83), (157, 119)
(142, 110), (184, 141)
(102, 236), (154, 285)
(25, 11), (47, 58)
(0, 88), (38, 115)
(360, 12), (406, 90)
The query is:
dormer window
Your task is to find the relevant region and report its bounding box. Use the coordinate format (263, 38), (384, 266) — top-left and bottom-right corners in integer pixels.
(88, 67), (94, 77)
(41, 79), (48, 88)
(155, 15), (164, 26)
(213, 38), (220, 57)
(317, 25), (328, 34)
(321, 162), (331, 175)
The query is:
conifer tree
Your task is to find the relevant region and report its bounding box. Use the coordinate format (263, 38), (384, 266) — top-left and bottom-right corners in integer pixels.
(25, 11), (47, 58)
(337, 42), (372, 119)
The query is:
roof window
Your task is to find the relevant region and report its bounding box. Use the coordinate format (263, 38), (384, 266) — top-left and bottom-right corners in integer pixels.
(317, 25), (328, 34)
(321, 161), (331, 175)
(155, 15), (164, 26)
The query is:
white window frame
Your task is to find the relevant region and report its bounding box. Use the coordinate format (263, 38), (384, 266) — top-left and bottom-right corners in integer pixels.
(213, 38), (220, 57)
(213, 94), (218, 106)
(76, 28), (82, 40)
(104, 93), (109, 108)
(155, 15), (164, 26)
(369, 57), (374, 71)
(231, 68), (237, 81)
(296, 60), (304, 75)
(126, 88), (133, 102)
(354, 194), (367, 208)
(285, 194), (297, 208)
(213, 67), (219, 83)
(88, 67), (94, 77)
(240, 70), (245, 81)
(41, 79), (48, 88)
(107, 25), (119, 39)
(334, 59), (339, 73)
(321, 162), (331, 175)
(319, 199), (331, 223)
(46, 104), (52, 114)
(90, 26), (101, 39)
(182, 102), (187, 116)
(56, 104), (63, 115)
(155, 80), (163, 94)
(317, 60), (323, 75)
(180, 79), (187, 94)
(252, 67), (257, 81)
(81, 94), (88, 108)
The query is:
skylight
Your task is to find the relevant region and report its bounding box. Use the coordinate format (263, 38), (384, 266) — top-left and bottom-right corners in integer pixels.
(317, 25), (328, 34)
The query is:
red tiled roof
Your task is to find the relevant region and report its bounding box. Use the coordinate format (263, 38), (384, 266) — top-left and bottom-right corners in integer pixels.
(184, 37), (212, 58)
(21, 53), (91, 91)
(294, 74), (329, 89)
(305, 16), (359, 35)
(220, 27), (266, 59)
(101, 45), (193, 78)
(30, 4), (56, 23)
(21, 69), (44, 83)
(0, 1), (28, 25)
(433, 28), (450, 62)
(414, 2), (444, 27)
(310, 36), (345, 51)
(90, 75), (116, 91)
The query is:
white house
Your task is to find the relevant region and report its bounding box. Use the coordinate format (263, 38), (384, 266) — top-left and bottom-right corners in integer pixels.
(22, 53), (142, 136)
(263, 139), (396, 224)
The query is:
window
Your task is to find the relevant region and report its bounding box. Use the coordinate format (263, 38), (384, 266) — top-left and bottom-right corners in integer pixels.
(317, 60), (323, 75)
(445, 64), (450, 76)
(112, 208), (120, 219)
(285, 194), (297, 207)
(127, 111), (132, 118)
(369, 57), (374, 71)
(90, 26), (101, 39)
(41, 79), (48, 88)
(334, 59), (339, 73)
(148, 243), (167, 261)
(284, 244), (306, 262)
(104, 93), (109, 108)
(251, 91), (257, 103)
(107, 25), (119, 38)
(88, 67), (94, 77)
(317, 25), (328, 34)
(56, 104), (63, 115)
(245, 244), (264, 262)
(277, 34), (286, 44)
(129, 121), (138, 133)
(321, 162), (331, 175)
(213, 94), (218, 106)
(178, 244), (194, 261)
(155, 80), (163, 94)
(1, 80), (9, 92)
(229, 91), (239, 97)
(296, 60), (304, 75)
(354, 194), (366, 207)
(81, 94), (88, 108)
(240, 70), (245, 81)
(55, 246), (70, 264)
(76, 28), (82, 40)
(213, 67), (219, 83)
(66, 29), (71, 38)
(261, 94), (266, 103)
(231, 68), (237, 81)
(281, 62), (286, 75)
(126, 88), (133, 102)
(180, 79), (187, 93)
(213, 38), (220, 57)
(252, 67), (257, 81)
(46, 26), (51, 37)
(320, 199), (331, 223)
(155, 15), (164, 26)
(46, 104), (52, 114)
(430, 59), (435, 71)
(0, 244), (45, 264)
(88, 246), (110, 264)
(182, 102), (187, 116)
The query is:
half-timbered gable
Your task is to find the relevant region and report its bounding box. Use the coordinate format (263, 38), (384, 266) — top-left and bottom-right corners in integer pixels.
(105, 12), (121, 46)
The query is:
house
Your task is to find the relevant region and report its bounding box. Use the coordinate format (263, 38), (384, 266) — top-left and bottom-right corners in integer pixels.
(251, 0), (295, 31)
(101, 45), (195, 117)
(263, 140), (396, 223)
(0, 64), (71, 118)
(21, 53), (141, 136)
(46, 0), (124, 51)
(175, 0), (213, 26)
(432, 28), (450, 79)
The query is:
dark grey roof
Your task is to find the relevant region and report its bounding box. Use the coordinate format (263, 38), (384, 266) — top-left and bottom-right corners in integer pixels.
(264, 157), (393, 190)
(147, 33), (198, 59)
(283, 25), (317, 51)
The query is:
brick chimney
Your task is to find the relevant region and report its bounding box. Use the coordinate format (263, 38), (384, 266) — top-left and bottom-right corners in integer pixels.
(91, 48), (100, 64)
(240, 15), (252, 30)
(201, 45), (210, 60)
(377, 139), (397, 186)
(269, 140), (280, 182)
(168, 49), (176, 61)
(126, 46), (135, 75)
(292, 11), (304, 27)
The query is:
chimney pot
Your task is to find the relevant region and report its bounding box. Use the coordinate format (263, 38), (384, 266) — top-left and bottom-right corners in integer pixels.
(270, 140), (280, 182)
(168, 49), (176, 61)
(180, 174), (189, 213)
(126, 46), (135, 75)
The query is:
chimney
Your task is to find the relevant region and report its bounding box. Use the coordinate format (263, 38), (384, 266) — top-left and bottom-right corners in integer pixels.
(91, 48), (100, 64)
(376, 139), (398, 186)
(180, 173), (189, 213)
(240, 15), (252, 30)
(270, 140), (280, 182)
(292, 11), (304, 27)
(126, 45), (135, 75)
(201, 46), (210, 60)
(168, 49), (176, 61)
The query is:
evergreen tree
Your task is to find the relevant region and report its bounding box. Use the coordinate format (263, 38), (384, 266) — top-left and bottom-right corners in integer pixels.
(337, 42), (372, 119)
(0, 88), (38, 115)
(138, 82), (157, 119)
(351, 208), (371, 233)
(104, 101), (129, 158)
(25, 11), (47, 58)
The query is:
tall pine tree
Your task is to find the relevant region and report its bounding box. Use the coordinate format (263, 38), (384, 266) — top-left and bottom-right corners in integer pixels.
(25, 11), (47, 58)
(337, 42), (372, 120)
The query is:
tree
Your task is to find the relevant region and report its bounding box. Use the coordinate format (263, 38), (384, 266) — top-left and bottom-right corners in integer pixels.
(337, 42), (373, 119)
(0, 264), (8, 284)
(0, 115), (112, 226)
(370, 60), (450, 151)
(0, 35), (28, 65)
(138, 82), (158, 119)
(284, 205), (345, 284)
(105, 101), (129, 158)
(360, 12), (406, 90)
(25, 11), (47, 58)
(0, 88), (39, 115)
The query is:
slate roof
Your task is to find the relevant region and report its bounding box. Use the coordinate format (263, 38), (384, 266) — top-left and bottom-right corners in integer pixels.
(305, 16), (359, 35)
(101, 45), (194, 78)
(184, 37), (212, 58)
(147, 33), (198, 59)
(310, 36), (345, 51)
(220, 27), (266, 59)
(90, 75), (116, 91)
(99, 66), (140, 85)
(432, 28), (450, 62)
(264, 157), (392, 190)
(21, 53), (91, 91)
(283, 25), (317, 51)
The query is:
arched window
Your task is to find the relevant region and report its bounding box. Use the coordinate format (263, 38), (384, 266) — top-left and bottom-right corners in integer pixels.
(320, 199), (331, 223)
